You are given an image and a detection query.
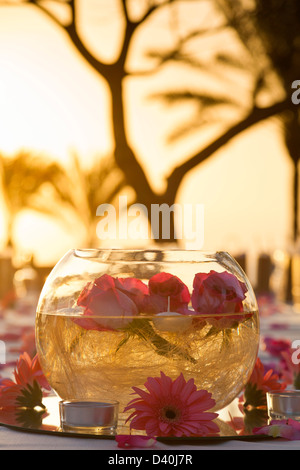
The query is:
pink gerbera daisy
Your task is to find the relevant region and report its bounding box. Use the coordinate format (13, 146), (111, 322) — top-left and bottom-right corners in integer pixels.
(0, 352), (50, 411)
(124, 372), (219, 437)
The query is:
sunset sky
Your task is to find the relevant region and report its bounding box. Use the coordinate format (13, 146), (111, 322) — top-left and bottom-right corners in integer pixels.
(0, 1), (293, 282)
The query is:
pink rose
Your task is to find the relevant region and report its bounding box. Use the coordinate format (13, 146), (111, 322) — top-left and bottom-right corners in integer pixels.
(114, 277), (149, 313)
(75, 274), (139, 331)
(192, 270), (247, 312)
(191, 270), (248, 328)
(144, 272), (190, 314)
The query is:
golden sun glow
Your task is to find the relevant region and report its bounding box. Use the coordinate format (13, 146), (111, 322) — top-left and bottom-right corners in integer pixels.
(0, 2), (294, 275)
(0, 6), (112, 163)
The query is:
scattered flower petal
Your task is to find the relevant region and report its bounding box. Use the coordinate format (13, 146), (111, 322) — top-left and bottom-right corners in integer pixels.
(280, 347), (300, 389)
(253, 419), (300, 440)
(115, 435), (157, 448)
(263, 337), (291, 357)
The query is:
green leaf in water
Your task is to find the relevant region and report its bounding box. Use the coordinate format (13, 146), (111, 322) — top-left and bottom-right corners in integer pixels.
(118, 318), (196, 364)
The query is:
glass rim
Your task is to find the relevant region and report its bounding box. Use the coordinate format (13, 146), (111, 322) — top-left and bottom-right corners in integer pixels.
(266, 390), (300, 398)
(59, 399), (119, 407)
(72, 248), (230, 262)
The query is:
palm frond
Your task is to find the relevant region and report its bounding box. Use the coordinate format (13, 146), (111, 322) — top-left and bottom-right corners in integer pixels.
(0, 150), (126, 248)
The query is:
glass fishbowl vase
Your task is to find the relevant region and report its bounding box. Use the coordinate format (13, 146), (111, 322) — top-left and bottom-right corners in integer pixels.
(35, 249), (259, 414)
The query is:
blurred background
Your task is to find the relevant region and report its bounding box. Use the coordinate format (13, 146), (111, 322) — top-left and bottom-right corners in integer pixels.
(0, 0), (299, 307)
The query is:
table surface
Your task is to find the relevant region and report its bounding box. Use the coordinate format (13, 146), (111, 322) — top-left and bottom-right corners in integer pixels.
(1, 298), (300, 451)
(0, 425), (299, 450)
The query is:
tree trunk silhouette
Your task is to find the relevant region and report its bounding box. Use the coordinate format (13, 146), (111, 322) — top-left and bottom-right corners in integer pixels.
(108, 74), (155, 207)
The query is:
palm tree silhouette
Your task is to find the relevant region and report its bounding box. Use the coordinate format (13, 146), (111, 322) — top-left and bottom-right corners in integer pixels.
(0, 152), (125, 249)
(1, 0), (291, 242)
(0, 0), (297, 243)
(217, 0), (300, 239)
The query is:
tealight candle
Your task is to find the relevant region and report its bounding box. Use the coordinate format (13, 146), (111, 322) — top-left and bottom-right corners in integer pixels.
(59, 399), (119, 435)
(267, 391), (300, 421)
(153, 312), (193, 332)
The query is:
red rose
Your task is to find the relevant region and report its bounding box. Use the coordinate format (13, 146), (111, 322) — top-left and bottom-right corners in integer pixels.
(191, 270), (248, 328)
(114, 277), (149, 313)
(75, 274), (139, 331)
(192, 270), (246, 313)
(144, 272), (190, 314)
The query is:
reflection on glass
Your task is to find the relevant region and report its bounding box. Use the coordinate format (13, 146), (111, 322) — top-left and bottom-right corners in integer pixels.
(0, 396), (269, 439)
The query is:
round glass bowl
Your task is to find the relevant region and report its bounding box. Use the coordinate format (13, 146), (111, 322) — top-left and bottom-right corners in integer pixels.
(35, 249), (259, 414)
